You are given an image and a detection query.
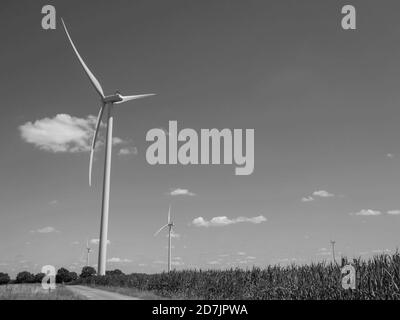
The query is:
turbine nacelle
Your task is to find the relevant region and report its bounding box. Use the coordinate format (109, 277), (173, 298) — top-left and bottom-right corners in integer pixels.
(103, 93), (123, 104)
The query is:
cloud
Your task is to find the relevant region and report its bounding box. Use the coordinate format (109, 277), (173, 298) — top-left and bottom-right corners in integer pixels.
(107, 257), (132, 263)
(170, 188), (196, 196)
(118, 147), (138, 156)
(387, 210), (400, 215)
(49, 200), (58, 206)
(192, 215), (266, 227)
(31, 226), (59, 234)
(169, 231), (181, 239)
(312, 190), (335, 198)
(237, 252), (246, 256)
(19, 114), (100, 153)
(350, 209), (382, 216)
(208, 261), (221, 265)
(302, 190), (334, 202)
(90, 239), (111, 245)
(386, 153), (394, 159)
(112, 137), (125, 145)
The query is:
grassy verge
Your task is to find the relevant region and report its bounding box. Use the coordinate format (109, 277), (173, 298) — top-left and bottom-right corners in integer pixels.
(0, 284), (86, 300)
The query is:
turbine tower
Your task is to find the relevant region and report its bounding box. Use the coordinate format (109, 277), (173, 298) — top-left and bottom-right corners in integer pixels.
(330, 240), (336, 263)
(154, 206), (175, 272)
(86, 239), (92, 266)
(61, 19), (155, 275)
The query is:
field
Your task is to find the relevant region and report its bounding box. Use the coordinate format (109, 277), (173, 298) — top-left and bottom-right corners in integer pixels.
(77, 254), (400, 300)
(0, 284), (85, 300)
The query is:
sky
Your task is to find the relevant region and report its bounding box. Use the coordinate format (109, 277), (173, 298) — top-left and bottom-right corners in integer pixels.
(0, 0), (400, 277)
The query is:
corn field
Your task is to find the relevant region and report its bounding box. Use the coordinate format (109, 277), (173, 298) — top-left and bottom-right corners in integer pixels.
(77, 253), (400, 299)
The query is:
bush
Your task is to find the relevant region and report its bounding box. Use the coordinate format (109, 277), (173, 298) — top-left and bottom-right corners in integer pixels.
(0, 272), (10, 285)
(69, 272), (78, 282)
(80, 266), (96, 278)
(34, 273), (45, 283)
(16, 271), (35, 284)
(56, 268), (73, 283)
(106, 269), (125, 276)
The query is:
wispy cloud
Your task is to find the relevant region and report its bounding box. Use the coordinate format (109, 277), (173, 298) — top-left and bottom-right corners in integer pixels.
(301, 196), (314, 202)
(170, 188), (196, 196)
(192, 215), (266, 227)
(118, 147), (138, 156)
(387, 210), (400, 215)
(350, 209), (382, 216)
(302, 190), (335, 202)
(169, 231), (181, 239)
(386, 153), (394, 159)
(90, 238), (111, 245)
(31, 226), (59, 234)
(312, 190), (335, 198)
(107, 257), (132, 263)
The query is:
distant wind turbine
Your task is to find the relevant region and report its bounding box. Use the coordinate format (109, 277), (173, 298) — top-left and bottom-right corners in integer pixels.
(86, 239), (92, 266)
(61, 19), (156, 275)
(154, 206), (175, 272)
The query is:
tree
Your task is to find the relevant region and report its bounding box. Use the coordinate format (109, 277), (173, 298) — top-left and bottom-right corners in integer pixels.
(56, 268), (72, 283)
(34, 273), (45, 283)
(106, 269), (125, 276)
(69, 272), (78, 282)
(0, 272), (10, 285)
(16, 271), (35, 284)
(80, 266), (96, 278)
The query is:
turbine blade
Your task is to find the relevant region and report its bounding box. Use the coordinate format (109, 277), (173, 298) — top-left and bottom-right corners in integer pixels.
(154, 224), (168, 237)
(115, 94), (156, 104)
(61, 18), (105, 98)
(89, 104), (105, 186)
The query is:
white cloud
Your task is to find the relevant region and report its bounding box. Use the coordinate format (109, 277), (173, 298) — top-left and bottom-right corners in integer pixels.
(192, 215), (267, 227)
(118, 147), (138, 156)
(107, 257), (132, 263)
(302, 190), (334, 202)
(208, 261), (221, 265)
(237, 252), (246, 256)
(312, 190), (335, 198)
(387, 210), (400, 215)
(387, 153), (394, 158)
(170, 188), (196, 196)
(246, 256), (256, 260)
(112, 137), (125, 145)
(90, 238), (111, 245)
(169, 231), (181, 239)
(350, 209), (382, 216)
(19, 114), (101, 153)
(31, 226), (59, 234)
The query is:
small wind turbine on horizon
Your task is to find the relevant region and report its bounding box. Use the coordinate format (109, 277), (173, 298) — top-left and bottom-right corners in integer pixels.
(61, 18), (156, 275)
(86, 239), (92, 266)
(154, 206), (175, 272)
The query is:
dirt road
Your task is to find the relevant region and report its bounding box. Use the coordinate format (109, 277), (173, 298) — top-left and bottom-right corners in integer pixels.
(67, 285), (140, 300)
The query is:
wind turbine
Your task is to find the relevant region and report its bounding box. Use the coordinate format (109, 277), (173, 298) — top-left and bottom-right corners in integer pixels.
(61, 19), (155, 275)
(154, 206), (175, 272)
(86, 239), (92, 266)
